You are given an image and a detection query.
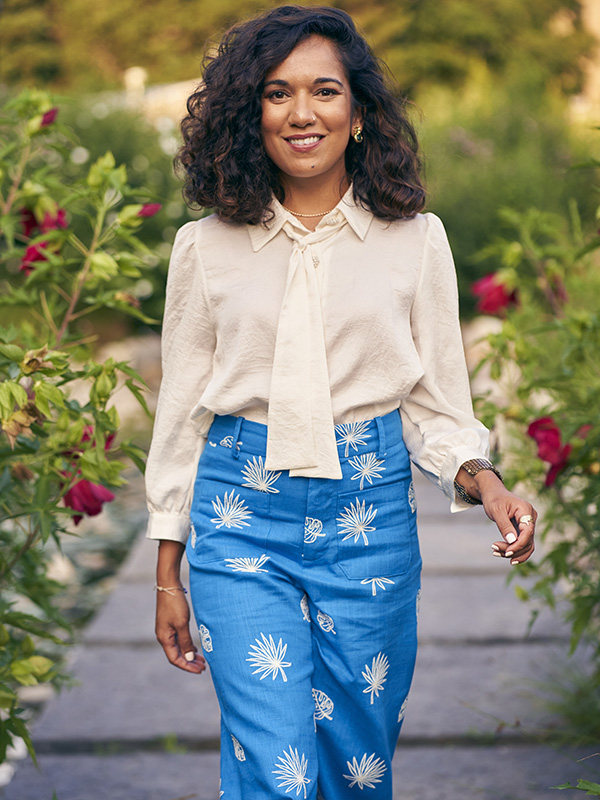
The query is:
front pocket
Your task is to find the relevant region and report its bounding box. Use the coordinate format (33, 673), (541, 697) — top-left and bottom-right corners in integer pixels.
(335, 478), (417, 580)
(189, 475), (271, 564)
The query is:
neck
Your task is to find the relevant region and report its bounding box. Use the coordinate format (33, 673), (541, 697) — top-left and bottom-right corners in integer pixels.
(280, 174), (349, 218)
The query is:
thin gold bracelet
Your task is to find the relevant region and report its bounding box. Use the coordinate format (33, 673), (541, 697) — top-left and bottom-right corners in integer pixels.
(154, 584), (188, 596)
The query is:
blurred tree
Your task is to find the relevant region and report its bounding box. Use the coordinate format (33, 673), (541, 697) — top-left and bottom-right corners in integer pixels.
(0, 0), (594, 95)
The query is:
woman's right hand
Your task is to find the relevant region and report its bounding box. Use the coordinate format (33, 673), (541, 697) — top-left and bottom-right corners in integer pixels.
(155, 540), (205, 674)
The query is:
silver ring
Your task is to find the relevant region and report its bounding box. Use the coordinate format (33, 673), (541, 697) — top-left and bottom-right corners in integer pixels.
(519, 515), (534, 525)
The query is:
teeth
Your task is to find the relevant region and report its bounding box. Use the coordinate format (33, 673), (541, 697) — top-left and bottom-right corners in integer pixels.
(289, 136), (321, 145)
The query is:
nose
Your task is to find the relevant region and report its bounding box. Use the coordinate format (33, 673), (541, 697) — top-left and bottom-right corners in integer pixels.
(288, 94), (316, 127)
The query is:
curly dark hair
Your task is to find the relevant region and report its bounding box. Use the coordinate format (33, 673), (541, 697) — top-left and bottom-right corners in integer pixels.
(177, 5), (425, 224)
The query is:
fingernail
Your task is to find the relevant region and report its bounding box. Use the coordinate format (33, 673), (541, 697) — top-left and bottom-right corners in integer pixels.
(505, 550), (515, 557)
(492, 552), (503, 558)
(506, 533), (517, 544)
(510, 559), (519, 565)
(491, 544), (500, 551)
(184, 651), (195, 662)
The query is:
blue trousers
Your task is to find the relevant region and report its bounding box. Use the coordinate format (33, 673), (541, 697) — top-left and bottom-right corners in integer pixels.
(187, 411), (422, 799)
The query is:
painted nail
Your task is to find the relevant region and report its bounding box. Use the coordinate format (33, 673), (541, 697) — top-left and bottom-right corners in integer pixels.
(505, 550), (515, 557)
(184, 651), (195, 662)
(492, 552), (503, 558)
(510, 559), (519, 565)
(506, 532), (517, 544)
(491, 544), (501, 551)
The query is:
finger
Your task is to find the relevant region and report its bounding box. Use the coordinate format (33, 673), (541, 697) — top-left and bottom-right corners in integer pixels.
(156, 625), (205, 674)
(175, 623), (205, 669)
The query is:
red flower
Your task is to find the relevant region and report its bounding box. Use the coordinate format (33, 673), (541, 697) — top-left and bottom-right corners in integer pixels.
(41, 108), (58, 127)
(20, 208), (39, 237)
(137, 203), (162, 217)
(63, 479), (115, 525)
(527, 416), (571, 486)
(40, 208), (68, 232)
(471, 273), (518, 315)
(19, 241), (49, 275)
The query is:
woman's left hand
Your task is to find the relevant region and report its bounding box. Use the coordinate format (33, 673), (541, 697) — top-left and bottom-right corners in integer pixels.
(456, 468), (536, 565)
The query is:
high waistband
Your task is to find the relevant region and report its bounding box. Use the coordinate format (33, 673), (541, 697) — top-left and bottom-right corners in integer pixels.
(207, 410), (404, 462)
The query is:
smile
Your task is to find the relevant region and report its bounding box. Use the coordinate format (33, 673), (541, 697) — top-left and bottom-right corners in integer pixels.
(285, 135), (324, 151)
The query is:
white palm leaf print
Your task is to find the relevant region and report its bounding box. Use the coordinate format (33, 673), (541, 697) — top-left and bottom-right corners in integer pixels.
(241, 456), (281, 493)
(408, 480), (416, 513)
(224, 554), (270, 572)
(199, 624), (213, 652)
(348, 453), (386, 490)
(231, 734), (246, 762)
(211, 490), (252, 529)
(300, 593), (311, 622)
(190, 523), (197, 548)
(337, 498), (377, 545)
(246, 633), (291, 682)
(397, 697), (408, 723)
(360, 577), (395, 596)
(273, 746), (311, 798)
(335, 421), (372, 457)
(343, 753), (387, 789)
(304, 517), (325, 544)
(220, 435), (242, 450)
(312, 688), (334, 722)
(362, 652), (389, 704)
(317, 610), (336, 635)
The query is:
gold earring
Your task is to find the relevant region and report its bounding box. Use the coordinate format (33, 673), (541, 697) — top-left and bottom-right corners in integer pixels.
(352, 125), (363, 143)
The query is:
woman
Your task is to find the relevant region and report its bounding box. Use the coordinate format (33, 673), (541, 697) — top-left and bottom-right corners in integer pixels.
(146, 6), (536, 798)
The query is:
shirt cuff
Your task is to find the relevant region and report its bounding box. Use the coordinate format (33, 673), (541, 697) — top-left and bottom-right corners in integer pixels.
(146, 512), (191, 543)
(440, 446), (492, 513)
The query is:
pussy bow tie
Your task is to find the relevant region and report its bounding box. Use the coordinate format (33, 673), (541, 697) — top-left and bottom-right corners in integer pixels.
(265, 217), (347, 479)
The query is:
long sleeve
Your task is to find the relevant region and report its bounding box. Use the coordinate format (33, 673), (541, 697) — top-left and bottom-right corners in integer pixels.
(145, 221), (216, 542)
(399, 214), (490, 511)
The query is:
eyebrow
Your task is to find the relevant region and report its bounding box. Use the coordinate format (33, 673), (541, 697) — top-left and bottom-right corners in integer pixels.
(263, 77), (344, 89)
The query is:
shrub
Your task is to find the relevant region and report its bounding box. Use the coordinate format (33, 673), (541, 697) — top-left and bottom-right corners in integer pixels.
(0, 89), (160, 763)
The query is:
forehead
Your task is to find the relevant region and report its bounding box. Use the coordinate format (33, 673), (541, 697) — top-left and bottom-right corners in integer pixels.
(264, 35), (347, 82)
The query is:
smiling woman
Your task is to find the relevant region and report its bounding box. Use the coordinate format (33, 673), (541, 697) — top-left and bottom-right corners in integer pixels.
(147, 6), (537, 800)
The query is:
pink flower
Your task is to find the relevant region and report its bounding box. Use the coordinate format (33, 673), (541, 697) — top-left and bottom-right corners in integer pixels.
(41, 108), (58, 127)
(19, 241), (49, 275)
(527, 416), (571, 487)
(40, 208), (68, 232)
(471, 273), (518, 315)
(63, 479), (115, 525)
(137, 203), (162, 218)
(20, 208), (39, 237)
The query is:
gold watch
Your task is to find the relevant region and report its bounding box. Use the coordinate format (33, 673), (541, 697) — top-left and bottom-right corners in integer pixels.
(454, 459), (503, 505)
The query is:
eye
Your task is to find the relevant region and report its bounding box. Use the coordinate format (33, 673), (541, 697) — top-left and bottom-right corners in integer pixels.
(316, 87), (340, 98)
(265, 90), (288, 101)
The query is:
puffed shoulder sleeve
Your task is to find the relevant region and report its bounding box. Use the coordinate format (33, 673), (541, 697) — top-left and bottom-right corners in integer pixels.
(145, 221), (216, 542)
(399, 213), (490, 511)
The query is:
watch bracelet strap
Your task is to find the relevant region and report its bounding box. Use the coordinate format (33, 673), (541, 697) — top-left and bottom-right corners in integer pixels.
(454, 459), (503, 506)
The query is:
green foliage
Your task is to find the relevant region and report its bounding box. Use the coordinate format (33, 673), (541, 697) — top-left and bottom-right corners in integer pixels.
(0, 0), (593, 95)
(472, 153), (600, 686)
(554, 779), (600, 795)
(0, 89), (159, 764)
(419, 79), (598, 314)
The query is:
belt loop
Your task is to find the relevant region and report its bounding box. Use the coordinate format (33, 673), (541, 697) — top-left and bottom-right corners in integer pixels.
(231, 416), (243, 459)
(375, 416), (386, 459)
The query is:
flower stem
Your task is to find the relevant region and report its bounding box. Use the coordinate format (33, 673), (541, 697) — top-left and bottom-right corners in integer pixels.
(1, 141), (31, 217)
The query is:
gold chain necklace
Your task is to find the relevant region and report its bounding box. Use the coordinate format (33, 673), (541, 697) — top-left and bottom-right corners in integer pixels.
(282, 204), (337, 218)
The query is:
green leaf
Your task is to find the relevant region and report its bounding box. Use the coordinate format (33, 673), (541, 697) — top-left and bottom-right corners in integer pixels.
(125, 378), (151, 418)
(0, 343), (25, 362)
(2, 611), (65, 644)
(89, 251), (119, 282)
(120, 442), (146, 474)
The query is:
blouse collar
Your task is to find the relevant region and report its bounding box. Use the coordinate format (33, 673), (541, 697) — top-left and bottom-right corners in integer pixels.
(247, 184), (374, 252)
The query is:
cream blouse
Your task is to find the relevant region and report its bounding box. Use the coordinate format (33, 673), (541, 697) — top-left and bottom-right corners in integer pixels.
(145, 190), (489, 543)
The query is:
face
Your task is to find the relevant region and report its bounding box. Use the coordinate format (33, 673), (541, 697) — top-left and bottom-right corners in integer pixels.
(260, 36), (361, 190)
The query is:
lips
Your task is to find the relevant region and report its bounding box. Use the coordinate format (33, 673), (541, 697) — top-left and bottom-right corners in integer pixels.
(284, 134), (324, 151)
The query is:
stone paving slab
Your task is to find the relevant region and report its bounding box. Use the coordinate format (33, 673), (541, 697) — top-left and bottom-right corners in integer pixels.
(31, 638), (572, 744)
(6, 745), (600, 800)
